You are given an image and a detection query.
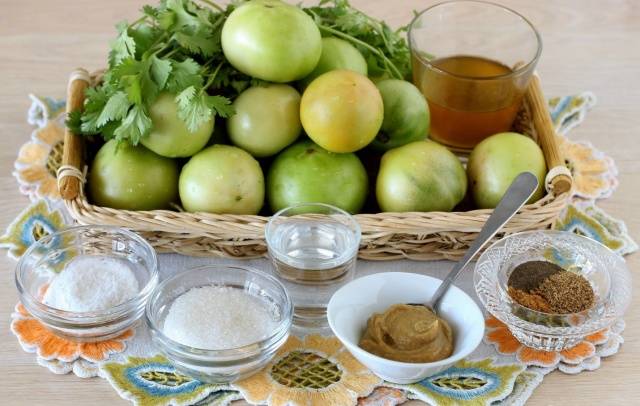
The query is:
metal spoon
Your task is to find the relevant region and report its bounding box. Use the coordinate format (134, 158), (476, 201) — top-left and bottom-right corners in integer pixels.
(412, 171), (540, 313)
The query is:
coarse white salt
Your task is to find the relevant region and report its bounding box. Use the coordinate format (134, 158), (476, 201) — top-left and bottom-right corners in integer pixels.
(42, 255), (139, 312)
(162, 285), (276, 350)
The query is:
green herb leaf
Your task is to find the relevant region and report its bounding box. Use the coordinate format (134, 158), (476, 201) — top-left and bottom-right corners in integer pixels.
(109, 21), (137, 66)
(113, 105), (152, 144)
(173, 29), (219, 56)
(149, 55), (172, 89)
(129, 24), (162, 57)
(167, 58), (202, 92)
(142, 4), (159, 19)
(80, 86), (110, 133)
(206, 95), (234, 118)
(167, 0), (205, 29)
(96, 91), (131, 127)
(175, 86), (212, 133)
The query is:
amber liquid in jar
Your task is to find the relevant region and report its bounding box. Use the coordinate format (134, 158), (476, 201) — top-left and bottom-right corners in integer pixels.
(413, 55), (526, 149)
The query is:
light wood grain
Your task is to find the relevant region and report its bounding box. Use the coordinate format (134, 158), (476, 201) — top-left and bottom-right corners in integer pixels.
(0, 1), (638, 404)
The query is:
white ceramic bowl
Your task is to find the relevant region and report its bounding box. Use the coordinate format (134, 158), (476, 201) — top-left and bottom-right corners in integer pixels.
(327, 272), (484, 384)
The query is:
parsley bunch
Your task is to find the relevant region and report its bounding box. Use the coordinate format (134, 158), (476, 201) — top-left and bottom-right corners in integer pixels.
(71, 0), (412, 145)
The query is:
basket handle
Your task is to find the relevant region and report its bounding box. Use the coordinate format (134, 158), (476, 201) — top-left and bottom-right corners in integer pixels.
(525, 74), (573, 195)
(59, 69), (90, 201)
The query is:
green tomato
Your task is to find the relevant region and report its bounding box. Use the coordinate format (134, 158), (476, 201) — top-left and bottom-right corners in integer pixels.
(89, 140), (179, 210)
(221, 0), (322, 82)
(267, 140), (368, 213)
(467, 132), (547, 209)
(298, 37), (368, 89)
(369, 79), (430, 151)
(227, 84), (301, 157)
(141, 92), (213, 158)
(376, 141), (467, 212)
(179, 145), (264, 214)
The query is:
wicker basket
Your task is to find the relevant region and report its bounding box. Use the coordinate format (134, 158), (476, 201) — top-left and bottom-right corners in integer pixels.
(59, 69), (572, 261)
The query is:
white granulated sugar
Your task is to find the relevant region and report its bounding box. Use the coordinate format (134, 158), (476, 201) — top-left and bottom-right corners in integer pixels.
(42, 255), (139, 312)
(162, 285), (276, 350)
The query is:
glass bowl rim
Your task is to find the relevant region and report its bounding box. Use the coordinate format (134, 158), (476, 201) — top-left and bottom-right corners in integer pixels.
(474, 230), (631, 335)
(15, 225), (159, 322)
(145, 264), (293, 356)
(407, 0), (543, 81)
(264, 202), (362, 266)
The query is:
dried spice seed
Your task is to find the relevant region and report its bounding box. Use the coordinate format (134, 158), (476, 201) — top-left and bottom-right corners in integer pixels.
(538, 272), (595, 313)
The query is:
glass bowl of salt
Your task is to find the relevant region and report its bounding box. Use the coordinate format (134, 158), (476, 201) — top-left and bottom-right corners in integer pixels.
(145, 265), (293, 383)
(15, 225), (158, 342)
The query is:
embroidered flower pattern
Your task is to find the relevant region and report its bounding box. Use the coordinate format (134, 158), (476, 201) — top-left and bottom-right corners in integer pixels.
(101, 354), (240, 406)
(27, 94), (66, 128)
(484, 316), (624, 373)
(14, 122), (66, 200)
(548, 92), (596, 136)
(234, 335), (381, 406)
(555, 201), (638, 256)
(0, 199), (68, 260)
(10, 303), (133, 363)
(557, 136), (618, 200)
(391, 359), (523, 405)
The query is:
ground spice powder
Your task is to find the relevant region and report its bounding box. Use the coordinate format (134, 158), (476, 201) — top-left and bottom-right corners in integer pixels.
(507, 261), (563, 291)
(506, 260), (595, 314)
(507, 286), (552, 313)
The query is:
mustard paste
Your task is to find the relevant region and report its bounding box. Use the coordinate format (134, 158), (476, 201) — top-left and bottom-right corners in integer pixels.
(359, 304), (454, 363)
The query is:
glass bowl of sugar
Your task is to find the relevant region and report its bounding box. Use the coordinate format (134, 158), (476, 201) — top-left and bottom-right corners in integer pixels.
(15, 225), (158, 342)
(145, 265), (293, 383)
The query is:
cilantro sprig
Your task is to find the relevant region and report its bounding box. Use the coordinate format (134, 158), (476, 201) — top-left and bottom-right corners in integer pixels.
(305, 0), (412, 80)
(72, 0), (412, 145)
(76, 0), (243, 145)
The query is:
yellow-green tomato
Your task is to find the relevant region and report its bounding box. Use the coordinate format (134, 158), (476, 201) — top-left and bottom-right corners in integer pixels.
(300, 70), (383, 153)
(221, 0), (322, 82)
(227, 84), (301, 158)
(141, 92), (213, 158)
(267, 140), (368, 213)
(179, 145), (264, 214)
(467, 132), (547, 209)
(376, 141), (467, 212)
(298, 37), (368, 89)
(89, 140), (179, 210)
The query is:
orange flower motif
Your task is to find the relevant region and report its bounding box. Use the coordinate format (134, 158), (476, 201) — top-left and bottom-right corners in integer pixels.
(14, 122), (65, 200)
(10, 303), (133, 363)
(485, 316), (609, 368)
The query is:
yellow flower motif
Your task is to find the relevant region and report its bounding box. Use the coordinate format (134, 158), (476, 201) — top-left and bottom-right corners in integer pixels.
(234, 335), (381, 406)
(557, 135), (618, 200)
(14, 122), (65, 200)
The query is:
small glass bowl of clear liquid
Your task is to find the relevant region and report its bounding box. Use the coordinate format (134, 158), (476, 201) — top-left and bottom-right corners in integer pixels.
(265, 203), (361, 333)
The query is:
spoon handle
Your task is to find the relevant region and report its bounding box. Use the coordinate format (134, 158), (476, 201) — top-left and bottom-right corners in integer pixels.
(429, 172), (540, 311)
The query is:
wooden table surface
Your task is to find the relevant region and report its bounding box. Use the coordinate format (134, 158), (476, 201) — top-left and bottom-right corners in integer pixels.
(1, 0), (638, 404)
